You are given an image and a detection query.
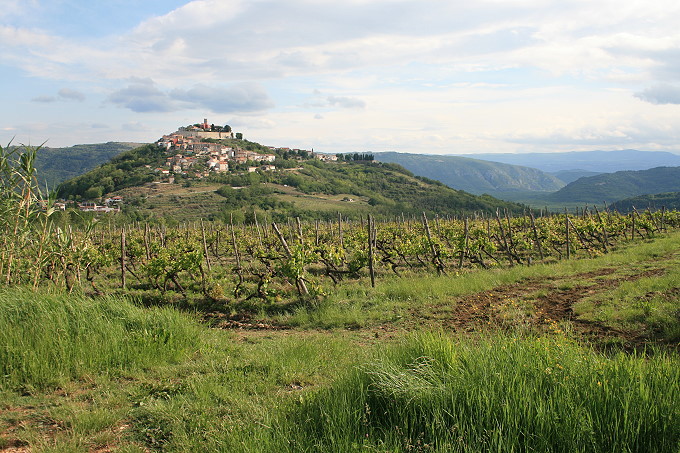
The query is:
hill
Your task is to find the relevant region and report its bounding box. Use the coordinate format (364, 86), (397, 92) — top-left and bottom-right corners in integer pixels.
(547, 166), (680, 203)
(373, 152), (565, 194)
(454, 149), (680, 173)
(56, 143), (524, 222)
(56, 144), (166, 200)
(33, 142), (141, 189)
(549, 169), (603, 184)
(609, 192), (680, 213)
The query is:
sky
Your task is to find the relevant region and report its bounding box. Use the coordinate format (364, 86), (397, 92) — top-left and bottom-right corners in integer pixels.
(2, 0), (680, 155)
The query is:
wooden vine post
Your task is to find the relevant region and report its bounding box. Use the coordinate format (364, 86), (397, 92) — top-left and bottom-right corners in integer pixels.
(422, 212), (446, 275)
(120, 227), (126, 289)
(459, 217), (469, 269)
(230, 214), (244, 295)
(529, 210), (544, 261)
(368, 214), (376, 288)
(495, 209), (514, 267)
(565, 209), (571, 260)
(201, 220), (212, 272)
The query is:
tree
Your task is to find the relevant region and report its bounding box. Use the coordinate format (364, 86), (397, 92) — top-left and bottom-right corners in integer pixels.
(84, 186), (103, 200)
(224, 125), (232, 132)
(235, 132), (243, 140)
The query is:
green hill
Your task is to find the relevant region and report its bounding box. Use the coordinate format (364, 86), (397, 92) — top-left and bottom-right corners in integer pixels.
(56, 143), (524, 222)
(374, 152), (565, 194)
(34, 142), (141, 189)
(547, 166), (680, 203)
(56, 144), (166, 200)
(609, 192), (680, 213)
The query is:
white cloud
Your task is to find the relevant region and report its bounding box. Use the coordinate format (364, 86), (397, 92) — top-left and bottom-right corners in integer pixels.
(109, 78), (175, 112)
(5, 0), (680, 151)
(170, 83), (274, 113)
(0, 0), (39, 19)
(635, 84), (680, 105)
(108, 78), (274, 114)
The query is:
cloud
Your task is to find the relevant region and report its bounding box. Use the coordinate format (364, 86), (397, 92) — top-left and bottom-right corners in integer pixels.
(31, 95), (57, 103)
(170, 83), (274, 113)
(303, 91), (366, 110)
(327, 96), (366, 109)
(109, 78), (273, 114)
(0, 0), (38, 19)
(31, 89), (85, 103)
(635, 84), (680, 105)
(58, 88), (85, 101)
(109, 78), (175, 113)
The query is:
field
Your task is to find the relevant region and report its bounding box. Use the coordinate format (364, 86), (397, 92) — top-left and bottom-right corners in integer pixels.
(1, 144), (678, 451)
(1, 231), (679, 452)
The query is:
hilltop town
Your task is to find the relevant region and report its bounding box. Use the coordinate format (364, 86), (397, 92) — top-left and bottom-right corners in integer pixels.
(156, 119), (337, 178)
(53, 120), (378, 214)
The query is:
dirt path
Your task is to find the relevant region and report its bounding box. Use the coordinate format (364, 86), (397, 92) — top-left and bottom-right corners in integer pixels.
(208, 259), (674, 351)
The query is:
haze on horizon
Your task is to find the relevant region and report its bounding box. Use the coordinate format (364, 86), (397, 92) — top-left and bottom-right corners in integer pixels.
(2, 0), (680, 155)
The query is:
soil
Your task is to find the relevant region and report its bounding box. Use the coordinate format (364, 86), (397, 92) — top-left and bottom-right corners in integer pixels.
(209, 263), (675, 352)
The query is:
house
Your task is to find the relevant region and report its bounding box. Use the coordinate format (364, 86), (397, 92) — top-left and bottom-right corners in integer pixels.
(315, 153), (338, 162)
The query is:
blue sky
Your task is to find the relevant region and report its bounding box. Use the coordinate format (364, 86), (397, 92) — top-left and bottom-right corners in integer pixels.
(2, 0), (680, 154)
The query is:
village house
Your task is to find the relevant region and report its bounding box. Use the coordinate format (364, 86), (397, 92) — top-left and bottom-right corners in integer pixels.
(315, 153), (338, 162)
(156, 119), (277, 175)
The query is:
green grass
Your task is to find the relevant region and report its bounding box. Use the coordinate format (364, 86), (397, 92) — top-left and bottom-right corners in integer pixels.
(279, 231), (680, 332)
(1, 233), (679, 451)
(283, 333), (680, 452)
(0, 289), (201, 391)
(574, 250), (680, 342)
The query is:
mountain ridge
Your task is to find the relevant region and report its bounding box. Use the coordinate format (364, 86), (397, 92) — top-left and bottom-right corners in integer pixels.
(451, 149), (680, 173)
(373, 152), (565, 194)
(547, 166), (680, 203)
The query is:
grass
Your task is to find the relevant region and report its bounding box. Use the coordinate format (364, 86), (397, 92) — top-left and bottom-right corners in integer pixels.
(574, 247), (680, 342)
(282, 333), (679, 452)
(1, 232), (679, 451)
(279, 231), (680, 334)
(0, 289), (201, 391)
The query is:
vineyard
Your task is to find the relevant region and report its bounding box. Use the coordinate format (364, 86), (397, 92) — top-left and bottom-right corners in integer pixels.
(3, 146), (680, 452)
(2, 143), (679, 310)
(3, 203), (678, 307)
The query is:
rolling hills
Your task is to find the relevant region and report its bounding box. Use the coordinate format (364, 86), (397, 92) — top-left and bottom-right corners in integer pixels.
(34, 142), (142, 189)
(609, 192), (680, 212)
(55, 143), (524, 222)
(373, 152), (565, 194)
(547, 166), (680, 203)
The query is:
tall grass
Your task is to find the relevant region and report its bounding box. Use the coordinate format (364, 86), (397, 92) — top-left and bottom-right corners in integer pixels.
(0, 288), (201, 390)
(282, 333), (679, 452)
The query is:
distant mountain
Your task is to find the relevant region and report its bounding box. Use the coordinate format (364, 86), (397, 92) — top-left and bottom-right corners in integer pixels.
(547, 166), (680, 203)
(373, 152), (564, 195)
(550, 170), (603, 185)
(453, 150), (680, 173)
(34, 142), (142, 189)
(609, 192), (680, 213)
